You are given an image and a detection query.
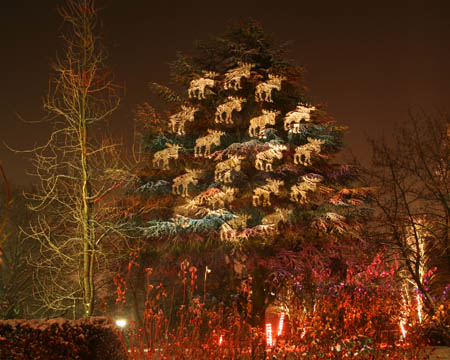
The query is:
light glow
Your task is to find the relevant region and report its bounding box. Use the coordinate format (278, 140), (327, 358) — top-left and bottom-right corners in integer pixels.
(219, 334), (223, 345)
(277, 313), (285, 336)
(265, 323), (273, 347)
(399, 319), (407, 340)
(399, 293), (408, 340)
(115, 318), (127, 328)
(417, 293), (423, 323)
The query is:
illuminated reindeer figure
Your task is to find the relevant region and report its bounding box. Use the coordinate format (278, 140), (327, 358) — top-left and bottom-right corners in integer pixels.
(169, 105), (198, 135)
(255, 74), (285, 102)
(220, 213), (250, 242)
(252, 223), (277, 236)
(290, 174), (323, 204)
(215, 155), (245, 183)
(152, 143), (182, 170)
(262, 207), (292, 229)
(248, 110), (279, 138)
(255, 144), (287, 172)
(252, 179), (284, 207)
(194, 129), (225, 157)
(284, 104), (316, 133)
(253, 208), (292, 236)
(172, 169), (202, 197)
(209, 186), (237, 209)
(194, 186), (237, 209)
(294, 137), (325, 166)
(193, 188), (221, 206)
(215, 96), (246, 124)
(188, 71), (219, 99)
(223, 62), (253, 90)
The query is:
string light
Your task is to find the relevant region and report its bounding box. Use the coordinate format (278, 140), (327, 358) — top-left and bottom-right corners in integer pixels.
(399, 294), (407, 341)
(277, 313), (285, 336)
(265, 323), (273, 347)
(416, 292), (423, 323)
(399, 319), (407, 340)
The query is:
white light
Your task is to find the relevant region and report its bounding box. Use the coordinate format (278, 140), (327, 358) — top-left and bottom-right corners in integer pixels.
(219, 335), (223, 345)
(115, 318), (127, 328)
(277, 313), (285, 336)
(399, 319), (407, 340)
(417, 293), (423, 323)
(266, 323), (273, 347)
(399, 293), (407, 340)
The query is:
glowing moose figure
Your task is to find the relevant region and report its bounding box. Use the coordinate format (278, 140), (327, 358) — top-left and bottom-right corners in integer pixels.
(214, 155), (245, 184)
(290, 174), (323, 204)
(294, 137), (325, 166)
(255, 144), (287, 172)
(194, 186), (237, 209)
(215, 96), (246, 124)
(172, 169), (202, 197)
(194, 129), (225, 157)
(152, 143), (182, 170)
(219, 213), (250, 242)
(188, 71), (219, 99)
(248, 110), (279, 138)
(169, 105), (198, 135)
(252, 179), (284, 207)
(261, 208), (292, 233)
(284, 104), (316, 133)
(223, 62), (253, 90)
(255, 74), (285, 103)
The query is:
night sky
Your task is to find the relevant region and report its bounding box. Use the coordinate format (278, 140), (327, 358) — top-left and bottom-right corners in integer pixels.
(1, 0), (450, 184)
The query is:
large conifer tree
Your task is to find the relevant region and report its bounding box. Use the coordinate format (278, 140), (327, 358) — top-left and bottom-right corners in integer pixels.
(132, 21), (370, 325)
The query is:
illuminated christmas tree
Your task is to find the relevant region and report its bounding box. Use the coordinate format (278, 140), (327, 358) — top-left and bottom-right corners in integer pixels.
(131, 20), (370, 325)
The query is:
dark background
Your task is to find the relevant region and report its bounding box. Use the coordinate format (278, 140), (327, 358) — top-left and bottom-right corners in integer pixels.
(1, 0), (449, 184)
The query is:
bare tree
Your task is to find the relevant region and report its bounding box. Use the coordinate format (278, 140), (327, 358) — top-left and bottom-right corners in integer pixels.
(18, 0), (127, 318)
(360, 110), (450, 338)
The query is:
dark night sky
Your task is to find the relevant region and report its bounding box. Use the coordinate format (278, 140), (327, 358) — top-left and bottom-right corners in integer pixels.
(1, 0), (450, 184)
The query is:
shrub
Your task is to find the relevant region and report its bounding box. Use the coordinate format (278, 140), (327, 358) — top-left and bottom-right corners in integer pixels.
(0, 317), (126, 360)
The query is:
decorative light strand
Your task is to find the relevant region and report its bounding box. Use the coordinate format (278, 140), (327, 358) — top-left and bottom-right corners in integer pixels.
(399, 293), (407, 341)
(399, 319), (407, 340)
(417, 292), (423, 323)
(277, 313), (285, 336)
(265, 323), (273, 347)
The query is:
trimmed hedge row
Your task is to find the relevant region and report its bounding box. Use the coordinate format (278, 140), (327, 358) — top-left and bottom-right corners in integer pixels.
(0, 317), (126, 360)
